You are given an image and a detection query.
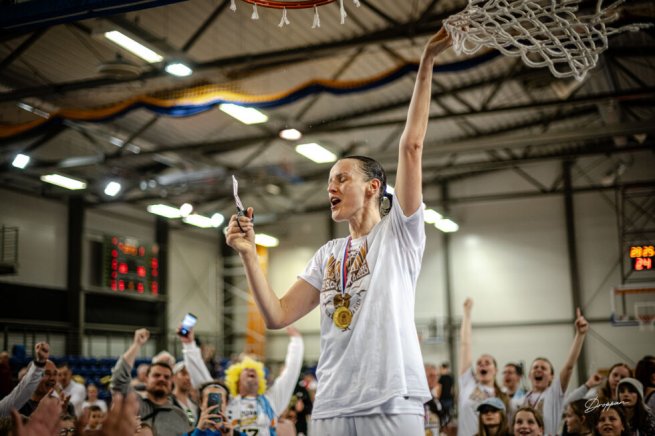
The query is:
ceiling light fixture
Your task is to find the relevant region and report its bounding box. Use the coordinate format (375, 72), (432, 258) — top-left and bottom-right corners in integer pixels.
(279, 128), (302, 140)
(183, 214), (215, 228)
(147, 204), (182, 219)
(219, 103), (268, 125)
(104, 181), (122, 197)
(210, 213), (225, 228)
(165, 62), (193, 77)
(40, 174), (87, 190)
(424, 209), (443, 224)
(434, 218), (459, 233)
(12, 153), (30, 169)
(104, 30), (163, 63)
(295, 143), (337, 163)
(255, 233), (279, 247)
(179, 203), (193, 217)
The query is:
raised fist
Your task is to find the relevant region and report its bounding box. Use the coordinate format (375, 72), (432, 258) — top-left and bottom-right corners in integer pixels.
(133, 329), (150, 346)
(35, 342), (49, 364)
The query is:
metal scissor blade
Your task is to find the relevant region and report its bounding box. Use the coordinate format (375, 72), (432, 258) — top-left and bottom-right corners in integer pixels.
(232, 174), (245, 214)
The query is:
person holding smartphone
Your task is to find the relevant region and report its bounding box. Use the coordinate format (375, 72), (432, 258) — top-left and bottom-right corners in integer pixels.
(180, 325), (303, 436)
(186, 380), (234, 435)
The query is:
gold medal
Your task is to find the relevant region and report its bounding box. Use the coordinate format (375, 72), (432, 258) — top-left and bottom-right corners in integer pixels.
(333, 306), (353, 329)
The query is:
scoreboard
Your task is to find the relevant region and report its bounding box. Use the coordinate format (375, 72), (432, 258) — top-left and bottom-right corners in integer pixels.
(103, 236), (159, 295)
(629, 244), (654, 271)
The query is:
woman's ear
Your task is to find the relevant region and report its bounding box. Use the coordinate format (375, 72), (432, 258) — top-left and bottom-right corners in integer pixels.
(368, 178), (381, 197)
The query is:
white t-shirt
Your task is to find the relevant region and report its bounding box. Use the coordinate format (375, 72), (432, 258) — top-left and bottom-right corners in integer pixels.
(512, 376), (564, 436)
(457, 368), (496, 436)
(81, 399), (108, 413)
(299, 198), (430, 419)
(63, 380), (87, 416)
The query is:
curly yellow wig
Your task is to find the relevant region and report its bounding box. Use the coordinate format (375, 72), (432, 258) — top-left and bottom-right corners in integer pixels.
(224, 356), (267, 397)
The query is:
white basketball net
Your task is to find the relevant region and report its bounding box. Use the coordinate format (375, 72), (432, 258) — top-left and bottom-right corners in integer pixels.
(443, 0), (652, 81)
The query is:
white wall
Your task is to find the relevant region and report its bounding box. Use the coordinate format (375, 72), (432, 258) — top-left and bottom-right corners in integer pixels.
(0, 188), (68, 288)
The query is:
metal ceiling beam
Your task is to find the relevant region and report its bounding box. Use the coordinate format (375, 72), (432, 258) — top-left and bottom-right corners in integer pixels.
(0, 8), (462, 102)
(0, 28), (47, 72)
(181, 0), (231, 53)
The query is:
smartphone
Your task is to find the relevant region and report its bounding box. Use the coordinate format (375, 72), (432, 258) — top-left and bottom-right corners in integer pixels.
(207, 392), (223, 422)
(178, 313), (197, 337)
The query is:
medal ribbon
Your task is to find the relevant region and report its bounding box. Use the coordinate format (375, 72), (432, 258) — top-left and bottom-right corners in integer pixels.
(341, 236), (352, 294)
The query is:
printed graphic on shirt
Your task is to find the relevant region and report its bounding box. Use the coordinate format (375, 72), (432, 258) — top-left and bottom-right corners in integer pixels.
(469, 386), (493, 402)
(320, 240), (370, 331)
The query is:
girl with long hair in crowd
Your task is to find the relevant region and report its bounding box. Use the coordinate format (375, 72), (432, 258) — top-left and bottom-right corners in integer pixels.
(593, 404), (630, 436)
(475, 397), (510, 436)
(563, 399), (593, 436)
(634, 355), (655, 410)
(458, 298), (509, 436)
(566, 363), (632, 405)
(616, 378), (655, 435)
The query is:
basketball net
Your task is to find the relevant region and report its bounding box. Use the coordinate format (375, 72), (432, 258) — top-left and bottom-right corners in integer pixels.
(443, 0), (652, 80)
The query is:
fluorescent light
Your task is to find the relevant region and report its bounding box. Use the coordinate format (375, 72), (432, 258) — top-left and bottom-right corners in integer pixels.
(183, 214), (214, 228)
(179, 203), (193, 217)
(210, 213), (225, 227)
(104, 31), (163, 63)
(255, 233), (279, 247)
(219, 103), (268, 125)
(147, 204), (182, 218)
(424, 208), (443, 224)
(165, 62), (193, 77)
(17, 102), (50, 118)
(104, 181), (122, 197)
(434, 219), (459, 233)
(40, 174), (87, 190)
(279, 128), (302, 140)
(295, 143), (337, 163)
(12, 153), (30, 169)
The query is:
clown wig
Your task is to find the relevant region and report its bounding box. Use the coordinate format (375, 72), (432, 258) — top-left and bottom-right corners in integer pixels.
(224, 356), (267, 397)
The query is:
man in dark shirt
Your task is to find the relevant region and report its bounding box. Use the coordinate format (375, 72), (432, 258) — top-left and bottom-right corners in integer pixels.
(438, 362), (454, 422)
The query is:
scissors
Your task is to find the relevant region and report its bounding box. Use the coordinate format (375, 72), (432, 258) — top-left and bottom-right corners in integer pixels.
(232, 175), (250, 233)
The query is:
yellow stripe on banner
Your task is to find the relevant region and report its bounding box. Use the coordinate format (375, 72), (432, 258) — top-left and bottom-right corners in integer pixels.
(0, 62), (415, 139)
(245, 245), (267, 359)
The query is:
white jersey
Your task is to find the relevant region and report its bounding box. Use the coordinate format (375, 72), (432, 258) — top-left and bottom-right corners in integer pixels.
(227, 395), (276, 436)
(512, 376), (564, 436)
(299, 198), (430, 419)
(457, 368), (496, 436)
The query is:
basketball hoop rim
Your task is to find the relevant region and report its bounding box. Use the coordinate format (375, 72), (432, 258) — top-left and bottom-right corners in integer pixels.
(241, 0), (336, 9)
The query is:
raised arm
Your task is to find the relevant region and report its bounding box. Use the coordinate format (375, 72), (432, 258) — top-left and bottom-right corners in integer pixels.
(395, 28), (452, 215)
(226, 208), (320, 329)
(179, 327), (213, 388)
(559, 308), (589, 391)
(459, 298), (473, 376)
(267, 326), (305, 415)
(112, 329), (149, 394)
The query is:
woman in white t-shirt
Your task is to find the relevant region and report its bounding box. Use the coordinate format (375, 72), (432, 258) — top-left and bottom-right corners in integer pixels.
(458, 298), (508, 436)
(80, 383), (108, 415)
(226, 27), (454, 436)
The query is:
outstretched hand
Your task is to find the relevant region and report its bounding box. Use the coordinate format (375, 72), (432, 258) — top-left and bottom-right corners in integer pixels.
(424, 27), (453, 59)
(11, 394), (61, 436)
(226, 207), (256, 255)
(34, 342), (49, 364)
(133, 328), (150, 346)
(178, 325), (195, 344)
(575, 308), (588, 334)
(463, 297), (473, 314)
